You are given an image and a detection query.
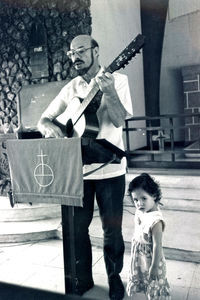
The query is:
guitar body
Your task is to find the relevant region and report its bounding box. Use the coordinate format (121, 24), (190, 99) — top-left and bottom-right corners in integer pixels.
(65, 114), (99, 138)
(54, 96), (100, 138)
(54, 96), (85, 137)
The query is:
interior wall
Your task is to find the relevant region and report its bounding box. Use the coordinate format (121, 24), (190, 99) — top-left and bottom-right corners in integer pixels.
(168, 0), (200, 20)
(160, 6), (200, 140)
(90, 0), (146, 150)
(0, 0), (91, 134)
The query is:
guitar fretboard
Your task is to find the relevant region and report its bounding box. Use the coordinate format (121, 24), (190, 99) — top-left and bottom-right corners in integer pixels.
(72, 82), (100, 125)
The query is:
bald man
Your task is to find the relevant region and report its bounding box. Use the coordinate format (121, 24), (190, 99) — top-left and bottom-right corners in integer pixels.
(38, 35), (133, 300)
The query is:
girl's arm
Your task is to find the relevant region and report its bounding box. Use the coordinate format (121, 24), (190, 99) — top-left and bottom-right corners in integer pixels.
(149, 221), (163, 280)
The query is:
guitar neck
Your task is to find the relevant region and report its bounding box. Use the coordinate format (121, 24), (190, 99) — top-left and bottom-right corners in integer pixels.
(72, 80), (100, 125)
(72, 65), (116, 125)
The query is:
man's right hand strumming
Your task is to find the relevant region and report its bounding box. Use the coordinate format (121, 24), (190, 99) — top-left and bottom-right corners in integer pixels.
(38, 118), (65, 138)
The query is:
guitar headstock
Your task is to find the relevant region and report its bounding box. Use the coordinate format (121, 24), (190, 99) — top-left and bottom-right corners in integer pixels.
(106, 34), (145, 73)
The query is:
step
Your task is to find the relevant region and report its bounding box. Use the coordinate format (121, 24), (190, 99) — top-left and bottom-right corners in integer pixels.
(125, 169), (200, 212)
(0, 218), (61, 243)
(89, 207), (200, 263)
(126, 170), (200, 190)
(127, 168), (200, 176)
(161, 187), (200, 201)
(0, 196), (61, 243)
(0, 168), (199, 262)
(0, 196), (61, 222)
(124, 193), (200, 212)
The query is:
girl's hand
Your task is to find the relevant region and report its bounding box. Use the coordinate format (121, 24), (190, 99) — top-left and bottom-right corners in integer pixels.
(149, 265), (159, 281)
(149, 221), (163, 281)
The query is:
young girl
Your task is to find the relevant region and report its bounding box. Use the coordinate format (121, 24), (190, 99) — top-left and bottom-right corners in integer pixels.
(126, 173), (171, 299)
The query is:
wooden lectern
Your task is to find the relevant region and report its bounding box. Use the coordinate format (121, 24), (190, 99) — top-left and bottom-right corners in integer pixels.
(9, 81), (83, 295)
(7, 137), (84, 295)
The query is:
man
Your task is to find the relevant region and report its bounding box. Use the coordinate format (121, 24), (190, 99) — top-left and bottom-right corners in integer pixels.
(38, 35), (133, 300)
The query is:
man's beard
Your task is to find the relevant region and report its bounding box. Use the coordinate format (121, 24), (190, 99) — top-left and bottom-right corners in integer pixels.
(74, 51), (94, 76)
(77, 66), (90, 76)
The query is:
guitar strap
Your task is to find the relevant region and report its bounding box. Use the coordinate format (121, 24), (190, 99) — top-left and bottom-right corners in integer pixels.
(83, 154), (118, 177)
(81, 137), (127, 177)
(81, 90), (103, 113)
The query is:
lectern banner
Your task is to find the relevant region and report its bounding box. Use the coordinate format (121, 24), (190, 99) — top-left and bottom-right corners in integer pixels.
(7, 138), (83, 207)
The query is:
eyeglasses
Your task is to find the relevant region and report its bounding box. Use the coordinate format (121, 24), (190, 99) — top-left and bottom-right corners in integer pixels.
(66, 47), (94, 59)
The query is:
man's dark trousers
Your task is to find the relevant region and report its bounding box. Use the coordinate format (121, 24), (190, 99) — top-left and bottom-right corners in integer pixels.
(73, 174), (125, 287)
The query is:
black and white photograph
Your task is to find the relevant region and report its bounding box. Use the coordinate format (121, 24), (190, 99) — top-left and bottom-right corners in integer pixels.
(0, 0), (199, 299)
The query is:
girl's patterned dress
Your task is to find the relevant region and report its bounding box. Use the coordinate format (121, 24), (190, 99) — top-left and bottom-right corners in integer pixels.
(126, 209), (171, 300)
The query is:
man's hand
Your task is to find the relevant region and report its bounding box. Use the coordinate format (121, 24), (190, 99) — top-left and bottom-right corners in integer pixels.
(38, 118), (65, 138)
(95, 69), (127, 127)
(96, 71), (115, 95)
(44, 123), (64, 138)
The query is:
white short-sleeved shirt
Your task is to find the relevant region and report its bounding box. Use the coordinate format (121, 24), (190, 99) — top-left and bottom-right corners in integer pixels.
(41, 70), (133, 179)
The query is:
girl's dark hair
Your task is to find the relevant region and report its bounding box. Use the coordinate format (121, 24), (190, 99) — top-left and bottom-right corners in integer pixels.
(128, 173), (162, 203)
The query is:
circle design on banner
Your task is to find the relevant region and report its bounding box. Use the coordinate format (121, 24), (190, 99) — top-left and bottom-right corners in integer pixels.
(34, 150), (54, 187)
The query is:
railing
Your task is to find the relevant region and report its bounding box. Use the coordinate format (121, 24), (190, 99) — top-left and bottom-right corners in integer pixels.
(124, 112), (200, 169)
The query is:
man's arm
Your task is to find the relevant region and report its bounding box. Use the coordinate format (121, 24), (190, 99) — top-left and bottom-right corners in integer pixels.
(37, 92), (68, 138)
(104, 88), (127, 127)
(96, 72), (131, 127)
(37, 117), (64, 138)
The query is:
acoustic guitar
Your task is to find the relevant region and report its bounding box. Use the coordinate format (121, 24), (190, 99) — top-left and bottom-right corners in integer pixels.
(53, 34), (145, 138)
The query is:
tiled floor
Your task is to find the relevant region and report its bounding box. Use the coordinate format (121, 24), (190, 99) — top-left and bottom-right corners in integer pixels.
(0, 239), (199, 300)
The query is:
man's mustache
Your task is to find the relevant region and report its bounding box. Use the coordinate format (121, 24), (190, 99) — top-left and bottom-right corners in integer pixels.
(74, 59), (84, 65)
